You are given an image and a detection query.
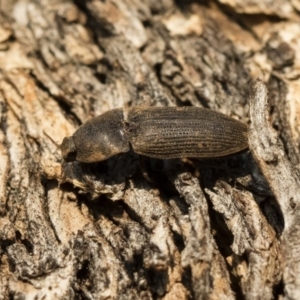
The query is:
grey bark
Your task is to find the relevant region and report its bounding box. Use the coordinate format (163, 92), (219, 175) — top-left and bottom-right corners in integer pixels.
(0, 0), (299, 299)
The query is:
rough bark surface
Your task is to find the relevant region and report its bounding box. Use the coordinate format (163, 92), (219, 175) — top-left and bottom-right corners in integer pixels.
(0, 0), (299, 299)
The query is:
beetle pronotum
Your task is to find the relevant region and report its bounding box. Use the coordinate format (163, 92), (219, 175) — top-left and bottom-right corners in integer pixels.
(61, 106), (248, 163)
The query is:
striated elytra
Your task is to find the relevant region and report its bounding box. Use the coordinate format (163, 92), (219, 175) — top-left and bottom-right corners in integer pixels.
(61, 106), (248, 163)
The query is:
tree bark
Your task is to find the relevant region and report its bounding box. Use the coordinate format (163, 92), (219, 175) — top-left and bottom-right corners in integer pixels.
(0, 0), (299, 299)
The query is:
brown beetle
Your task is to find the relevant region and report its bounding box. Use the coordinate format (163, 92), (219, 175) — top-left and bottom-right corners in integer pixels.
(61, 107), (248, 163)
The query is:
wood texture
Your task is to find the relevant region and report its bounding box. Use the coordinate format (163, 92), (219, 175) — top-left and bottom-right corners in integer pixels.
(0, 0), (299, 299)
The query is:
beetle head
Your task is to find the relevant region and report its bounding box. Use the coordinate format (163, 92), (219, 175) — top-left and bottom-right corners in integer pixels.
(61, 136), (77, 162)
(61, 109), (130, 163)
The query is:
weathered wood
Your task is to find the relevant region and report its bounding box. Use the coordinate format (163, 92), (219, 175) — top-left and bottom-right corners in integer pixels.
(0, 0), (299, 299)
(249, 80), (300, 300)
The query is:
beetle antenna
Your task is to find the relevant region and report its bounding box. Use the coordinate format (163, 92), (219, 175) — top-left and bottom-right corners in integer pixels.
(43, 130), (60, 148)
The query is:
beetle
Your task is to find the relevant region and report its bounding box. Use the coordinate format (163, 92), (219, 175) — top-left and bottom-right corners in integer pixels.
(61, 106), (248, 163)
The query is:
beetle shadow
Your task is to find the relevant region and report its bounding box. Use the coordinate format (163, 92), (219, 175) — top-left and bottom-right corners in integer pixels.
(62, 150), (141, 197)
(136, 150), (284, 236)
(135, 151), (256, 196)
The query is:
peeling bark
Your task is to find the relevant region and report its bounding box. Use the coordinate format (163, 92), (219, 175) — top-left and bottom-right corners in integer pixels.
(0, 0), (299, 299)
